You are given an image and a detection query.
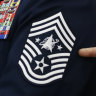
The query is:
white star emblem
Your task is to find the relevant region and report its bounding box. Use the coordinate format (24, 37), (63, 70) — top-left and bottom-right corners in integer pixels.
(35, 38), (40, 43)
(40, 34), (59, 52)
(57, 45), (63, 51)
(34, 57), (49, 73)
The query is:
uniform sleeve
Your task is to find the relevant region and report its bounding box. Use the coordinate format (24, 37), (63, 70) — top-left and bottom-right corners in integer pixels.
(0, 0), (96, 96)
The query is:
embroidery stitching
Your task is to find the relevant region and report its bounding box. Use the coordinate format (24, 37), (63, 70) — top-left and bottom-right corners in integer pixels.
(18, 12), (76, 85)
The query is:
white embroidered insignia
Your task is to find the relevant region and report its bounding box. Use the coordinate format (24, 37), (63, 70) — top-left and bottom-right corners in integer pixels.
(18, 12), (76, 85)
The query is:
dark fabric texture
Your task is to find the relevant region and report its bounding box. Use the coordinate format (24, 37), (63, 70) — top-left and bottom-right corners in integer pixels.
(0, 0), (96, 96)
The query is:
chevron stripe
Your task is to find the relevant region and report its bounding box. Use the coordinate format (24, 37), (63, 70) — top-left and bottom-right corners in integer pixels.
(24, 44), (37, 57)
(27, 39), (42, 55)
(48, 53), (70, 59)
(20, 55), (65, 79)
(30, 19), (74, 46)
(51, 58), (68, 64)
(19, 60), (63, 84)
(23, 49), (32, 63)
(51, 64), (67, 70)
(32, 12), (76, 41)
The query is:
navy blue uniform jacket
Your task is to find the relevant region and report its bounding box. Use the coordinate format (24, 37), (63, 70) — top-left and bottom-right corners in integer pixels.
(0, 0), (96, 96)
